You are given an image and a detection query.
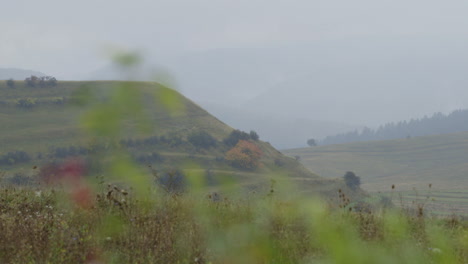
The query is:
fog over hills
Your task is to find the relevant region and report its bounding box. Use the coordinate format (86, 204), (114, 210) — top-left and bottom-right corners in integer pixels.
(4, 0), (468, 148)
(82, 39), (468, 148)
(201, 102), (358, 149)
(169, 38), (468, 127)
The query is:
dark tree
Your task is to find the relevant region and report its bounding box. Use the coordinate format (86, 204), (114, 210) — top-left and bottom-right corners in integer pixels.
(344, 171), (361, 190)
(24, 75), (57, 88)
(38, 77), (47, 88)
(39, 76), (58, 88)
(25, 75), (39, 87)
(6, 78), (15, 88)
(223, 129), (251, 147)
(188, 131), (217, 149)
(249, 130), (259, 141)
(155, 169), (187, 194)
(48, 76), (57, 86)
(307, 138), (317, 147)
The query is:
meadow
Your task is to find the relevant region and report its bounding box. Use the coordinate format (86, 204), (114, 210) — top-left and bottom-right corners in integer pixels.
(0, 176), (466, 263)
(369, 188), (468, 217)
(1, 73), (467, 263)
(284, 134), (468, 216)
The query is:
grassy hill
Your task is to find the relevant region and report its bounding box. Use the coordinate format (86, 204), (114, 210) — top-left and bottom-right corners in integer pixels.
(284, 133), (468, 214)
(0, 80), (352, 197)
(284, 132), (468, 191)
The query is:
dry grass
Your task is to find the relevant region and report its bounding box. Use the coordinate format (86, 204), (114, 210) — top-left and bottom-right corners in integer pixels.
(0, 182), (466, 264)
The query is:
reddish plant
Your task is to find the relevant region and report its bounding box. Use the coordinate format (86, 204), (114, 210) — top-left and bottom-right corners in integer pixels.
(38, 158), (94, 209)
(225, 140), (262, 170)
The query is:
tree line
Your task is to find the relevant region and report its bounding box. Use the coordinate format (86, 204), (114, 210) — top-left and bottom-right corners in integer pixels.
(4, 75), (57, 89)
(321, 109), (468, 145)
(0, 129), (261, 169)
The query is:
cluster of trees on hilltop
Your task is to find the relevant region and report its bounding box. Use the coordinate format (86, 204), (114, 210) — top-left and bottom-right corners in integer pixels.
(3, 75), (57, 89)
(25, 75), (57, 87)
(321, 109), (468, 145)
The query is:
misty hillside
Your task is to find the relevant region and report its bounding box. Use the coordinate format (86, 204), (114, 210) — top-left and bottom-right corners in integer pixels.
(284, 131), (468, 192)
(321, 109), (468, 145)
(0, 80), (357, 197)
(168, 40), (468, 127)
(81, 41), (468, 150)
(0, 68), (45, 80)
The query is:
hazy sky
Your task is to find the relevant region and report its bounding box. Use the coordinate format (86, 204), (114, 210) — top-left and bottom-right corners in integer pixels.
(2, 0), (468, 129)
(3, 0), (468, 78)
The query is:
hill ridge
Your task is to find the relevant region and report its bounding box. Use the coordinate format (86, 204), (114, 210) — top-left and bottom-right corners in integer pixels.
(0, 80), (356, 198)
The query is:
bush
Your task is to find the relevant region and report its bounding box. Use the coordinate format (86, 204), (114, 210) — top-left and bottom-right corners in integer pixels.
(155, 169), (186, 194)
(225, 140), (262, 170)
(143, 136), (159, 145)
(249, 130), (259, 141)
(25, 75), (39, 87)
(344, 171), (361, 190)
(25, 75), (57, 88)
(274, 158), (285, 167)
(307, 138), (317, 147)
(188, 131), (217, 149)
(167, 134), (183, 148)
(135, 152), (164, 164)
(223, 129), (251, 147)
(6, 78), (15, 88)
(15, 98), (37, 109)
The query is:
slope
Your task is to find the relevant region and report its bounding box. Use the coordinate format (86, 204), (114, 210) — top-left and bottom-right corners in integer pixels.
(0, 80), (350, 197)
(284, 132), (468, 192)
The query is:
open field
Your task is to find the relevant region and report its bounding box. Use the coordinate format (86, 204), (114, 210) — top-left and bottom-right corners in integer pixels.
(284, 134), (468, 214)
(368, 189), (468, 216)
(284, 133), (468, 191)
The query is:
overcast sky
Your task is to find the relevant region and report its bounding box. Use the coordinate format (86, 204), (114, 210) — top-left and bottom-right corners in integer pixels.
(2, 0), (468, 78)
(2, 0), (468, 128)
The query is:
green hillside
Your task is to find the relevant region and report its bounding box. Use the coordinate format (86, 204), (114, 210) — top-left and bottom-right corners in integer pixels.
(0, 80), (350, 197)
(284, 133), (468, 191)
(284, 133), (468, 214)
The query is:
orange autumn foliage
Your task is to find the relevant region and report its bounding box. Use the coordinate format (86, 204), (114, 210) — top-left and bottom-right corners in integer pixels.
(225, 140), (263, 170)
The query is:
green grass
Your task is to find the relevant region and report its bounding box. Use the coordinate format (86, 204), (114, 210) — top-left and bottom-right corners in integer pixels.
(1, 79), (466, 263)
(284, 134), (468, 214)
(284, 133), (468, 191)
(370, 189), (468, 216)
(0, 182), (466, 263)
(0, 81), (232, 152)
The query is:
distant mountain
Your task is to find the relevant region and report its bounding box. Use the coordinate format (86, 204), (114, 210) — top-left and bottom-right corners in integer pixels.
(84, 41), (468, 149)
(164, 39), (468, 126)
(0, 68), (45, 80)
(321, 109), (468, 145)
